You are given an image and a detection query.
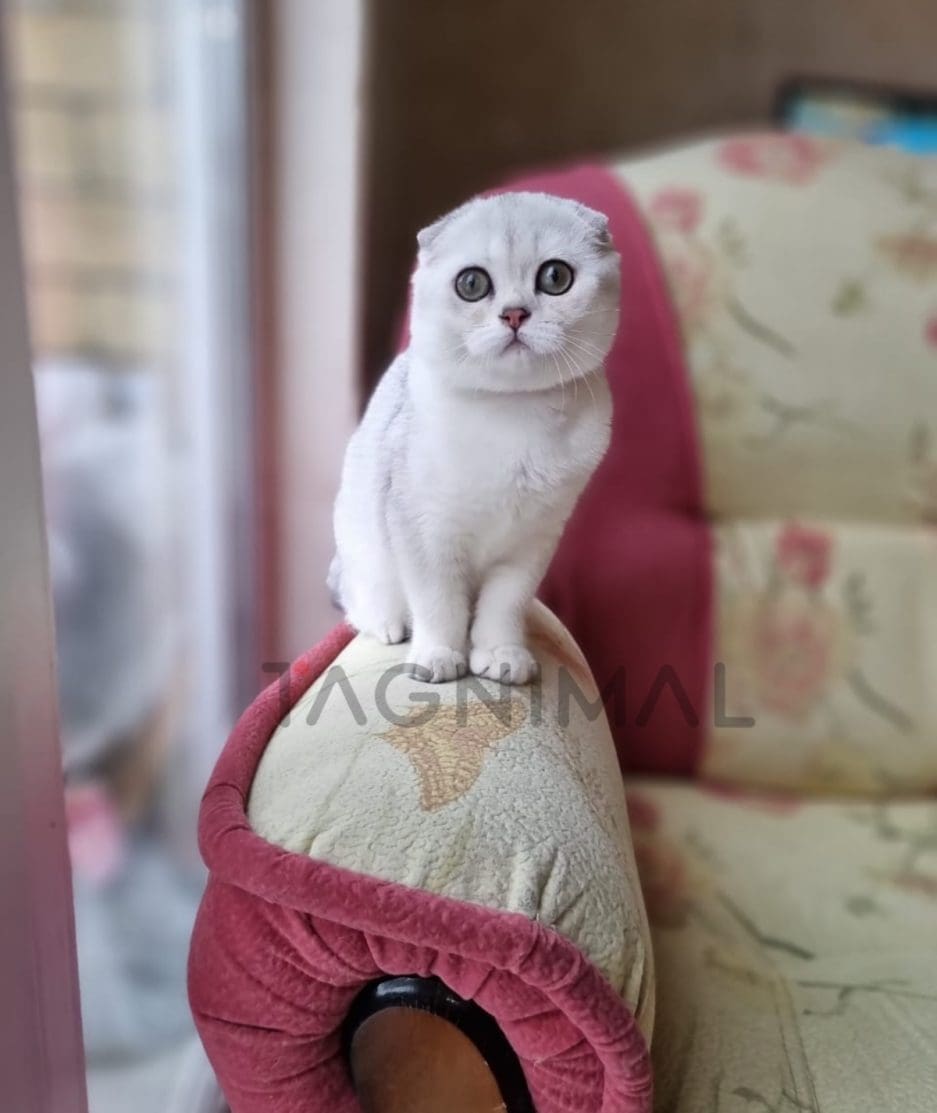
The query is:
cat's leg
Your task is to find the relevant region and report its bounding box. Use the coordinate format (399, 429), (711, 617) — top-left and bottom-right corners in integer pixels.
(339, 552), (410, 646)
(347, 581), (410, 646)
(397, 550), (470, 683)
(469, 561), (542, 685)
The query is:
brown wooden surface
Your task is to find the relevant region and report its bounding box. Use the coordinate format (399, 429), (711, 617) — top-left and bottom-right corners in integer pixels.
(361, 0), (937, 386)
(350, 1006), (508, 1113)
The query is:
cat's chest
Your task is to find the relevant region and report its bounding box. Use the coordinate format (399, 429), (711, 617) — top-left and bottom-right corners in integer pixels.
(439, 402), (588, 489)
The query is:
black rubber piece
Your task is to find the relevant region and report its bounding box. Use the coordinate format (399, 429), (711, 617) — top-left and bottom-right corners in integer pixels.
(342, 975), (535, 1112)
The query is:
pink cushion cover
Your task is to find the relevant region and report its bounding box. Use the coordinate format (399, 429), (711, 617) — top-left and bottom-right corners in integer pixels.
(189, 624), (652, 1112)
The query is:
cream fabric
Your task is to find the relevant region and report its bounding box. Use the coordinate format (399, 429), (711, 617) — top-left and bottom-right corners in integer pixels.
(617, 133), (937, 525)
(707, 519), (937, 793)
(616, 136), (937, 1111)
(617, 135), (937, 793)
(248, 602), (654, 1037)
(627, 780), (937, 1113)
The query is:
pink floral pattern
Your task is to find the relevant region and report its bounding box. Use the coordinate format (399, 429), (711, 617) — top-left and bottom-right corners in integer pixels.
(626, 134), (937, 793)
(646, 187), (726, 339)
(643, 175), (799, 439)
(717, 132), (830, 185)
(648, 186), (703, 234)
(712, 519), (917, 791)
(876, 233), (937, 282)
(746, 596), (849, 720)
(660, 239), (721, 335)
(722, 524), (854, 722)
(776, 523), (833, 590)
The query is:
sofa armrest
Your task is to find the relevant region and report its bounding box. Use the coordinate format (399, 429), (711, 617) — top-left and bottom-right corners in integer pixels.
(188, 603), (653, 1112)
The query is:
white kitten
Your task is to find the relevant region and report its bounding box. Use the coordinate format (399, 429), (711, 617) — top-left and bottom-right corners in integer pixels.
(330, 191), (620, 683)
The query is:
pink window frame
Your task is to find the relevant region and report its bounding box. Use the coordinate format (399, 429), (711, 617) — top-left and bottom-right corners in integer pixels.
(0, 28), (88, 1113)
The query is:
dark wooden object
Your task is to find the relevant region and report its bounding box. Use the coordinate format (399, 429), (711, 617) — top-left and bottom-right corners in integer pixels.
(345, 977), (534, 1113)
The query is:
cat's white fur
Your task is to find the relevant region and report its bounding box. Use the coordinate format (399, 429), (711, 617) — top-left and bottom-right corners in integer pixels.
(330, 191), (620, 683)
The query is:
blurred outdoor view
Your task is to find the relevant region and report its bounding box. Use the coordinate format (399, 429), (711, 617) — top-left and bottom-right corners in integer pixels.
(4, 1), (253, 1109)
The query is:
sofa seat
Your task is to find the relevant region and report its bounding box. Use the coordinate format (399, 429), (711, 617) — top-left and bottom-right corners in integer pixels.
(625, 780), (937, 1112)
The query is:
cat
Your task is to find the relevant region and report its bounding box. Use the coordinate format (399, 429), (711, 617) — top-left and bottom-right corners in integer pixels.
(330, 190), (620, 684)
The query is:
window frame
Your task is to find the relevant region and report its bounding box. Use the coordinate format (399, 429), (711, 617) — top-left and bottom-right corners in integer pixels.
(0, 23), (88, 1113)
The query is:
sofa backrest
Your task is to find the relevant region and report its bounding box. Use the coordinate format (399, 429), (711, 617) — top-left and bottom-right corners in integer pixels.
(537, 134), (937, 794)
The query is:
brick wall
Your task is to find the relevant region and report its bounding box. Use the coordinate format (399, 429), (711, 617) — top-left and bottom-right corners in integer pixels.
(5, 0), (179, 369)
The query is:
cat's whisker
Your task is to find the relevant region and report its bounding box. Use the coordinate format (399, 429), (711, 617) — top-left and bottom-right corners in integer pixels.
(582, 369), (598, 409)
(566, 329), (607, 351)
(560, 344), (600, 410)
(562, 342), (603, 371)
(549, 350), (567, 407)
(562, 343), (579, 379)
(555, 344), (580, 393)
(565, 334), (607, 363)
(572, 307), (618, 320)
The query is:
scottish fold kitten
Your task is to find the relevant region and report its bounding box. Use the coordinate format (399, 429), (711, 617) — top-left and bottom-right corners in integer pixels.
(330, 191), (620, 683)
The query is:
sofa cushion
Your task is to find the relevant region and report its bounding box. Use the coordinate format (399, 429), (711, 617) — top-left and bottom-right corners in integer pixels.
(626, 779), (937, 1112)
(608, 135), (937, 792)
(705, 518), (937, 793)
(535, 137), (937, 789)
(619, 133), (937, 526)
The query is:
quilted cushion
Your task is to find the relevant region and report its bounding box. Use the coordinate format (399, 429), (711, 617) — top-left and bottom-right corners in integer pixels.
(617, 135), (937, 793)
(189, 605), (654, 1113)
(626, 779), (937, 1113)
(707, 519), (937, 792)
(541, 136), (937, 791)
(620, 133), (937, 524)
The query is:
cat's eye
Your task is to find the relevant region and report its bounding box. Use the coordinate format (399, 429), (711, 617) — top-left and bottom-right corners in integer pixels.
(454, 267), (492, 302)
(536, 260), (574, 296)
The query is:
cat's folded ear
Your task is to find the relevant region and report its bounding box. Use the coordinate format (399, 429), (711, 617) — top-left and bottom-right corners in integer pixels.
(417, 198), (480, 255)
(573, 202), (614, 251)
(416, 202), (469, 255)
(416, 212), (451, 254)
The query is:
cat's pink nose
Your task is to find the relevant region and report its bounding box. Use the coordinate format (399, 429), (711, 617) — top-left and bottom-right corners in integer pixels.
(500, 306), (530, 331)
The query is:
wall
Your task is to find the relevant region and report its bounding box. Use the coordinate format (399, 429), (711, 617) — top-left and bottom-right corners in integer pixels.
(267, 0), (363, 656)
(361, 0), (937, 383)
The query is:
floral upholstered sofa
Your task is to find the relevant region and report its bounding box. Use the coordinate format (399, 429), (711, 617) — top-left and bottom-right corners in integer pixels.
(537, 132), (937, 1112)
(188, 133), (937, 1113)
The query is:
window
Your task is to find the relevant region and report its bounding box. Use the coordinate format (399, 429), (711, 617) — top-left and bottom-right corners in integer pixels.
(3, 2), (256, 1107)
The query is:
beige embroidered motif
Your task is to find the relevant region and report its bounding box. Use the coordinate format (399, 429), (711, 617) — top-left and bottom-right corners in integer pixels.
(380, 695), (529, 810)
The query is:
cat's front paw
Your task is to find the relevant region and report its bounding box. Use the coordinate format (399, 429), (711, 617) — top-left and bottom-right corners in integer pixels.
(350, 609), (410, 645)
(470, 644), (539, 686)
(371, 619), (410, 646)
(406, 645), (468, 683)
